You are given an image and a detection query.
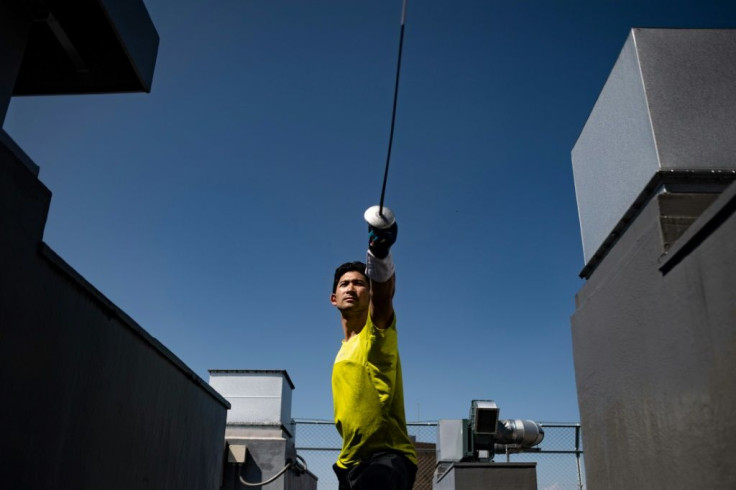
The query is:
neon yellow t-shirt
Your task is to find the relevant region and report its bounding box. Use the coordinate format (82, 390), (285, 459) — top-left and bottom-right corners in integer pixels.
(332, 314), (417, 469)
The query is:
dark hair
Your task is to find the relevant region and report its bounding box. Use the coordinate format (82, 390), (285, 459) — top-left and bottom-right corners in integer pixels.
(332, 261), (367, 293)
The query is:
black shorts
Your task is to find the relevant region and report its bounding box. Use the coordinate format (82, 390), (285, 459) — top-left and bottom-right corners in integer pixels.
(333, 452), (417, 490)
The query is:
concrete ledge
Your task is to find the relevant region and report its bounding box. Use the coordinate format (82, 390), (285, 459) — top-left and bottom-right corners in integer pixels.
(0, 129), (38, 176)
(659, 180), (736, 274)
(435, 462), (537, 490)
(39, 242), (230, 409)
(579, 169), (735, 279)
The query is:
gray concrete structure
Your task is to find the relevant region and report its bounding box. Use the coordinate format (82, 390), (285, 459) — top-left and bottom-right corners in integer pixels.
(1, 2), (231, 489)
(211, 369), (296, 435)
(210, 370), (318, 490)
(434, 462), (537, 490)
(571, 28), (736, 489)
(572, 29), (736, 274)
(11, 0), (159, 96)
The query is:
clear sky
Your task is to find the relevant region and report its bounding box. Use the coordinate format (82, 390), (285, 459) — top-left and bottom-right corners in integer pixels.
(4, 0), (736, 425)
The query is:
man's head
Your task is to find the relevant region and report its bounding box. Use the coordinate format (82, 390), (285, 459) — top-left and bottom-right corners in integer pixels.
(332, 261), (367, 293)
(331, 261), (370, 314)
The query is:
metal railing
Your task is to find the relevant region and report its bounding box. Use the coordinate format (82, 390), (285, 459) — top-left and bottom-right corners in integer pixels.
(294, 419), (585, 489)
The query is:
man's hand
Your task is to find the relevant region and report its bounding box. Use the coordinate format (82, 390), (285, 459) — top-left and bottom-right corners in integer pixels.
(368, 221), (398, 259)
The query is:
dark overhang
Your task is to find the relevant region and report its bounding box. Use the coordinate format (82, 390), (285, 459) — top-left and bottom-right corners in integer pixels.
(13, 0), (159, 95)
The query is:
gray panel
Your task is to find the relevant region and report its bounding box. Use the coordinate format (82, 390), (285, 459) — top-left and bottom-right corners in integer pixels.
(435, 463), (537, 490)
(210, 371), (294, 428)
(437, 419), (467, 462)
(636, 29), (736, 171)
(100, 0), (160, 91)
(572, 31), (659, 264)
(572, 29), (736, 267)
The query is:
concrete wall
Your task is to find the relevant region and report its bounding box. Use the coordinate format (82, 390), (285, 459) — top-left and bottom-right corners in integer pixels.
(571, 184), (736, 488)
(0, 131), (230, 488)
(571, 29), (736, 488)
(0, 4), (230, 488)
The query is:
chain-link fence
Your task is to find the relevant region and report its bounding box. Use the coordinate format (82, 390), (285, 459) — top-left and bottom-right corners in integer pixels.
(294, 420), (585, 489)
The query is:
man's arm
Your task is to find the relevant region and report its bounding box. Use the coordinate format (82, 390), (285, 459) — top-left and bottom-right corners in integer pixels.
(369, 254), (395, 329)
(365, 218), (398, 330)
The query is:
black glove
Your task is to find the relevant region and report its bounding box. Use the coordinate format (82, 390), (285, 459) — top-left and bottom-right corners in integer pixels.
(368, 221), (398, 259)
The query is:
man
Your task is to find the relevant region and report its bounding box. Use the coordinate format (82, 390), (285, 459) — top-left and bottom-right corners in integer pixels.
(330, 212), (417, 490)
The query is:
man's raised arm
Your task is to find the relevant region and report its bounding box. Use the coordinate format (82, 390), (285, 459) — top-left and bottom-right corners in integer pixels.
(365, 213), (398, 330)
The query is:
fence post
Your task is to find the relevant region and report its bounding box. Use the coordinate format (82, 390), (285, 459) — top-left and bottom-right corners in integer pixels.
(575, 424), (584, 490)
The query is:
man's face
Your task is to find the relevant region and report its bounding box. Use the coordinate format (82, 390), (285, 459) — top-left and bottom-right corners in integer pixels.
(330, 271), (370, 313)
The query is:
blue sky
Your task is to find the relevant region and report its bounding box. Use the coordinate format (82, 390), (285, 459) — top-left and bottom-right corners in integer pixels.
(5, 0), (736, 425)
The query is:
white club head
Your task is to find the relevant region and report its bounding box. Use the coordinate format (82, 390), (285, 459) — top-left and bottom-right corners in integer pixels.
(364, 205), (395, 229)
